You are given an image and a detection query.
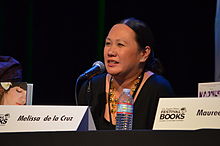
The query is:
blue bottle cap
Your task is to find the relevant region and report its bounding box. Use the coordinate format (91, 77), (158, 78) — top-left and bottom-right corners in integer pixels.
(123, 88), (131, 93)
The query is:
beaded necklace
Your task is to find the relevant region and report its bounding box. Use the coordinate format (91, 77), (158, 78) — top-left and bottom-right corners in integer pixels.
(107, 72), (144, 125)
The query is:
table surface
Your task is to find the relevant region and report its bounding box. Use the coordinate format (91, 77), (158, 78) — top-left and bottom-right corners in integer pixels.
(0, 129), (219, 146)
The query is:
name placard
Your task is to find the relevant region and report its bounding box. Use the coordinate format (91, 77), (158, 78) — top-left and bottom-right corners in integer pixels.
(198, 82), (220, 97)
(153, 98), (220, 130)
(0, 105), (96, 132)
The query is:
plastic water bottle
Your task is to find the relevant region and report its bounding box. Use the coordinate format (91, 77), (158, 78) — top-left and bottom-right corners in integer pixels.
(116, 88), (134, 130)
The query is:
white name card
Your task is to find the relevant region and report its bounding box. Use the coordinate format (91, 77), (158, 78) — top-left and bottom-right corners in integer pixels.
(153, 98), (220, 130)
(0, 105), (96, 132)
(198, 82), (220, 97)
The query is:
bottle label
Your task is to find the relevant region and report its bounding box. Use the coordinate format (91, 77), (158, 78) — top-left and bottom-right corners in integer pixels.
(117, 103), (133, 114)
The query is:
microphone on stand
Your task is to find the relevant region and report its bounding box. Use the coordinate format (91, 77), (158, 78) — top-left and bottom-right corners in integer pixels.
(79, 61), (105, 80)
(75, 61), (105, 105)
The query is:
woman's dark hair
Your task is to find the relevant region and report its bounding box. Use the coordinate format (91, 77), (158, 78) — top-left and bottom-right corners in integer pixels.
(119, 17), (163, 74)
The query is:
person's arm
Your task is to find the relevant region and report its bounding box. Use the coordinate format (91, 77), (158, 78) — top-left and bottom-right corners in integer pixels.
(77, 80), (89, 105)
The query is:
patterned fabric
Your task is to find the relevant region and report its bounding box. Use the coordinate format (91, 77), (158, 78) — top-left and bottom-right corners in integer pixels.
(0, 56), (22, 82)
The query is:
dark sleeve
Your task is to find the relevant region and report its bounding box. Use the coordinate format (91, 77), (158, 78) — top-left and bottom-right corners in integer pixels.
(78, 80), (90, 105)
(77, 73), (106, 129)
(78, 73), (106, 106)
(156, 75), (175, 97)
(136, 74), (175, 129)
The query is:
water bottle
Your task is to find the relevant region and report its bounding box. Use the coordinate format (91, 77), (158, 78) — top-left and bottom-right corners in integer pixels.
(116, 88), (134, 130)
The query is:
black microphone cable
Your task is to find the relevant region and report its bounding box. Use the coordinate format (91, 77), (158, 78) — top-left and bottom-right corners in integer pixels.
(74, 76), (80, 105)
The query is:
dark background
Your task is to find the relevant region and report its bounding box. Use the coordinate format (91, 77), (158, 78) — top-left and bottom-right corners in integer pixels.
(0, 0), (216, 105)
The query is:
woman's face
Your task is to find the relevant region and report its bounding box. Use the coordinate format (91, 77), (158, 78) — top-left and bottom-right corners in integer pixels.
(3, 86), (26, 105)
(104, 24), (145, 78)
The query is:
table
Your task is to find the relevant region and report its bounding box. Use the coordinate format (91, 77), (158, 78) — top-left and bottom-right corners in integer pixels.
(0, 129), (219, 146)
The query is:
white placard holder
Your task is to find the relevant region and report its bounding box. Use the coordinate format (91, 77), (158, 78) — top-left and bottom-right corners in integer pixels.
(153, 98), (220, 130)
(26, 83), (33, 105)
(0, 105), (96, 132)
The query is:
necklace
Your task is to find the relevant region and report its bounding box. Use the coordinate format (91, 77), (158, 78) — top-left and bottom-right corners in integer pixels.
(107, 73), (144, 124)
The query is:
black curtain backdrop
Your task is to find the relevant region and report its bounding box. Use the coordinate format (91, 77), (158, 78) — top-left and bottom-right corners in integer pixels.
(0, 0), (216, 105)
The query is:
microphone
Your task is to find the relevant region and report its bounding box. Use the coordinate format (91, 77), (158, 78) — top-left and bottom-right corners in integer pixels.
(75, 61), (105, 105)
(79, 61), (105, 80)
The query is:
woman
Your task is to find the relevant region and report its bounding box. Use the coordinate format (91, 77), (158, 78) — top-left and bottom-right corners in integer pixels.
(78, 18), (174, 130)
(0, 82), (27, 105)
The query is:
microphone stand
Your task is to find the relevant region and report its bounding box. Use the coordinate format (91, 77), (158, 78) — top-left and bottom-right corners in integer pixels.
(75, 61), (104, 105)
(74, 76), (92, 106)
